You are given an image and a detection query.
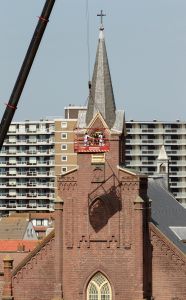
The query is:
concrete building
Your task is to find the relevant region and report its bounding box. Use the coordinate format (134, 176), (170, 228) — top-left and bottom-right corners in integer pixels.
(0, 109), (85, 215)
(125, 121), (186, 207)
(0, 119), (55, 214)
(1, 118), (186, 214)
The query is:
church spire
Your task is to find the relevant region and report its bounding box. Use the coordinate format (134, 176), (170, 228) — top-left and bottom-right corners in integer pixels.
(86, 11), (116, 128)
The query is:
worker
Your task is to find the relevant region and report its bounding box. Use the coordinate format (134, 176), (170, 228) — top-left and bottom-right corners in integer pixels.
(98, 132), (104, 146)
(84, 132), (89, 146)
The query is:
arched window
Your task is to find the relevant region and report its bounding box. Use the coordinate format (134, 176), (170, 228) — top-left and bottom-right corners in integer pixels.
(87, 272), (112, 300)
(160, 163), (166, 173)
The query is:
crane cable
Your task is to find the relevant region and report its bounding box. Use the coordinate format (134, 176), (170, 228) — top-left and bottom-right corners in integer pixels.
(85, 0), (91, 82)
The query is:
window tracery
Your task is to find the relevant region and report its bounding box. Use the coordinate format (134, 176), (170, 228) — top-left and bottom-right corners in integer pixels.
(87, 272), (112, 300)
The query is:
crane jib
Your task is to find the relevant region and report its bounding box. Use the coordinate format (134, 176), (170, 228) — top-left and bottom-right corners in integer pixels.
(0, 0), (56, 149)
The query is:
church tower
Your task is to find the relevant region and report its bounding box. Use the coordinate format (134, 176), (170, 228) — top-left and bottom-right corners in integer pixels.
(156, 145), (169, 189)
(57, 12), (151, 300)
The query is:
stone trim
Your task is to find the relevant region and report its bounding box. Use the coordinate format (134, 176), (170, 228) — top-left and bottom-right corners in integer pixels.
(150, 223), (186, 273)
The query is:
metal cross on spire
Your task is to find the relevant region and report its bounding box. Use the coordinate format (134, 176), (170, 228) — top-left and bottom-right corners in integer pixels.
(97, 10), (106, 30)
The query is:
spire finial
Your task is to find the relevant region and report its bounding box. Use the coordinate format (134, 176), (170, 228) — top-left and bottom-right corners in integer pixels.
(97, 10), (106, 30)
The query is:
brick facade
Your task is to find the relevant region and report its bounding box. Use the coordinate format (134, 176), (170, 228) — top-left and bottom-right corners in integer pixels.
(11, 231), (55, 300)
(5, 113), (186, 300)
(56, 115), (151, 300)
(150, 224), (186, 300)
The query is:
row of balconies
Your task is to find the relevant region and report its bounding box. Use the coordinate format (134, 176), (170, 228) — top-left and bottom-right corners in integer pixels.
(127, 160), (186, 167)
(0, 203), (54, 210)
(126, 150), (186, 156)
(8, 128), (54, 134)
(0, 193), (55, 199)
(0, 182), (55, 188)
(3, 138), (54, 144)
(174, 192), (186, 199)
(0, 150), (54, 155)
(0, 171), (55, 177)
(126, 128), (186, 134)
(170, 182), (186, 188)
(126, 139), (186, 145)
(0, 161), (55, 166)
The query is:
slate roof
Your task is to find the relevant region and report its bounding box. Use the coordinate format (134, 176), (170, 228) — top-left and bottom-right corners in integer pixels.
(0, 217), (29, 240)
(86, 29), (116, 129)
(148, 178), (186, 254)
(78, 27), (125, 134)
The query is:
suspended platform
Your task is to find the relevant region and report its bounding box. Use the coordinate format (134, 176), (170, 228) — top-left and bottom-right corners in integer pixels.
(74, 128), (110, 153)
(74, 140), (110, 153)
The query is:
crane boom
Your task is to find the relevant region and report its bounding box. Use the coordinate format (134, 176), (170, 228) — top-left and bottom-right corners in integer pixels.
(0, 0), (56, 149)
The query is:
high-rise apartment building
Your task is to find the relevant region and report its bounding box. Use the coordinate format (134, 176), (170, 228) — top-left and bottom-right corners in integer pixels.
(0, 106), (85, 216)
(0, 115), (186, 214)
(125, 120), (186, 208)
(0, 119), (55, 215)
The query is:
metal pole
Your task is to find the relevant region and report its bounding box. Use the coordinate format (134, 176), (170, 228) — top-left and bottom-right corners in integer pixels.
(0, 0), (56, 149)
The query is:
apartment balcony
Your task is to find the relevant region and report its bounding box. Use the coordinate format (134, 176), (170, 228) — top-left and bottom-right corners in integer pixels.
(0, 183), (8, 187)
(126, 127), (186, 135)
(127, 128), (158, 134)
(0, 202), (54, 211)
(126, 150), (159, 156)
(126, 139), (163, 145)
(170, 182), (186, 188)
(3, 140), (16, 145)
(173, 192), (186, 199)
(6, 173), (17, 177)
(37, 171), (55, 177)
(8, 138), (55, 145)
(170, 161), (186, 167)
(165, 139), (186, 145)
(0, 193), (55, 200)
(169, 171), (186, 177)
(126, 160), (156, 167)
(167, 150), (186, 156)
(6, 183), (17, 187)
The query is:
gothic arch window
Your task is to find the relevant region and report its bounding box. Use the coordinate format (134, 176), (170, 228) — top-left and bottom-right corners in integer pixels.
(87, 272), (112, 300)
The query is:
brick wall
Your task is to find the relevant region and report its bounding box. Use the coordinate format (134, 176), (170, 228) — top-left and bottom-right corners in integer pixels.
(12, 232), (55, 300)
(57, 128), (150, 299)
(151, 224), (186, 300)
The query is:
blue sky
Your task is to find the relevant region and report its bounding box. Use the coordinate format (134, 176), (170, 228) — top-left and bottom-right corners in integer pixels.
(0, 0), (186, 121)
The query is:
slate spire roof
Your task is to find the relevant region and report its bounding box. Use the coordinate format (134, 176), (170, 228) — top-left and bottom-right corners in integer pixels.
(86, 24), (116, 128)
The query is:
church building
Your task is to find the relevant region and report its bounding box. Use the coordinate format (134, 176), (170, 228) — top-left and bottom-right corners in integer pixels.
(1, 13), (186, 300)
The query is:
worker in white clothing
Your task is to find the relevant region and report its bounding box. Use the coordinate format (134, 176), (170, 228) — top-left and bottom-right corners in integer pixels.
(98, 132), (104, 146)
(84, 132), (89, 146)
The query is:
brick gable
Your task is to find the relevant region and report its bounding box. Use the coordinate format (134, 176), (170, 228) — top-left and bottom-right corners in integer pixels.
(150, 223), (186, 300)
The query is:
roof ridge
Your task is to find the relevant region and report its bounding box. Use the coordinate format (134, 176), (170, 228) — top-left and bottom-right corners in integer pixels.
(12, 229), (55, 276)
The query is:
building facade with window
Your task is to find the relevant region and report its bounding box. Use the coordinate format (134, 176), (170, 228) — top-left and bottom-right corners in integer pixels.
(125, 121), (186, 207)
(0, 120), (55, 214)
(2, 117), (186, 215)
(2, 21), (186, 300)
(0, 107), (85, 215)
